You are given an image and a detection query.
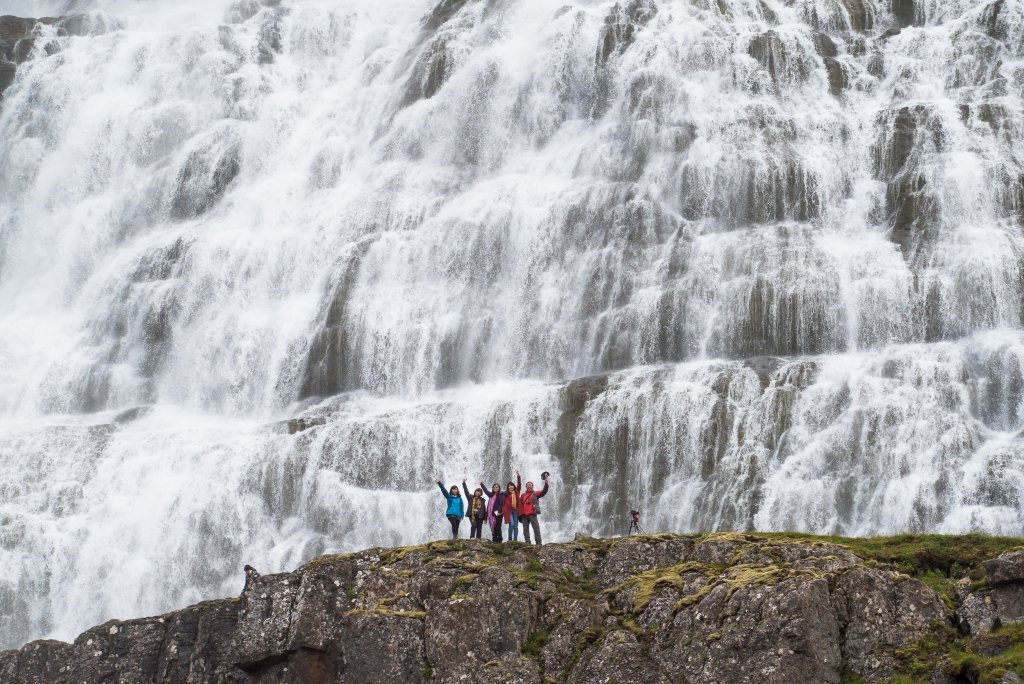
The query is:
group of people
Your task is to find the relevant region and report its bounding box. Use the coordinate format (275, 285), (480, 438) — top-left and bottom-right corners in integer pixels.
(240, 471), (551, 593)
(436, 470), (550, 545)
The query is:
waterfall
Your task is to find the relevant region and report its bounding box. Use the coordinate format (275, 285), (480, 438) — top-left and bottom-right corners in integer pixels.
(1, 0), (1023, 649)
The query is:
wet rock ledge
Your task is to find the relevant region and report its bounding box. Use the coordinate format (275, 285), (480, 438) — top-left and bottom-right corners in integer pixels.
(0, 14), (104, 97)
(4, 533), (1024, 683)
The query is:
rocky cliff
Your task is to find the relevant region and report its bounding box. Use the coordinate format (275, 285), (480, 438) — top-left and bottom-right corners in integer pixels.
(4, 533), (1024, 683)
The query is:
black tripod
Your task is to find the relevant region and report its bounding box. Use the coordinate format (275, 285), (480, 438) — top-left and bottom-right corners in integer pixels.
(627, 510), (643, 535)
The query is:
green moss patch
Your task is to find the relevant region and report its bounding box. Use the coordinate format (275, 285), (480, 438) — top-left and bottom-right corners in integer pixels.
(523, 628), (550, 657)
(767, 532), (1023, 578)
(891, 621), (1024, 683)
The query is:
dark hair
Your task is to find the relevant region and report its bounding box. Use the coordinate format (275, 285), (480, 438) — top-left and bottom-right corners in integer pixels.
(244, 564), (254, 572)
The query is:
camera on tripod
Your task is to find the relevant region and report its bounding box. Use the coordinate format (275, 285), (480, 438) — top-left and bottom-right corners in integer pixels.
(627, 509), (642, 535)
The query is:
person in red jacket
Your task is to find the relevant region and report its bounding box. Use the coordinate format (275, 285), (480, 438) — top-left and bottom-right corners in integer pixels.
(519, 471), (549, 546)
(503, 472), (521, 541)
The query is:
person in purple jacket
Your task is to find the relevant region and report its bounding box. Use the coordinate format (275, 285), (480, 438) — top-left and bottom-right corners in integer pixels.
(480, 481), (506, 542)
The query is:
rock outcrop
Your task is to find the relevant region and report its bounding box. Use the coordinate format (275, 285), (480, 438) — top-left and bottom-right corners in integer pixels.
(3, 533), (1024, 683)
(0, 13), (113, 99)
(0, 15), (36, 96)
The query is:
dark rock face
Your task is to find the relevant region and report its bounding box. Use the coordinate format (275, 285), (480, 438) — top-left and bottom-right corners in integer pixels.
(594, 0), (658, 115)
(0, 14), (115, 99)
(170, 131), (243, 220)
(0, 15), (35, 98)
(655, 575), (842, 683)
(872, 104), (944, 262)
(833, 567), (948, 680)
(824, 57), (848, 96)
(597, 0), (658, 67)
(5, 534), (1023, 683)
(298, 243), (371, 399)
(955, 577), (999, 635)
(747, 30), (816, 89)
(0, 60), (16, 93)
(966, 550), (1024, 629)
(0, 602), (241, 684)
(0, 16), (36, 63)
(891, 0), (917, 27)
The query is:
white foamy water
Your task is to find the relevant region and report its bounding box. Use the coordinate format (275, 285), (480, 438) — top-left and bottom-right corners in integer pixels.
(1, 0), (1023, 648)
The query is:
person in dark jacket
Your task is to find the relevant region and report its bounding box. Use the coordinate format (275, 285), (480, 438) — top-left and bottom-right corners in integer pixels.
(437, 480), (465, 538)
(481, 481), (505, 542)
(242, 564), (260, 593)
(463, 479), (487, 539)
(519, 472), (550, 546)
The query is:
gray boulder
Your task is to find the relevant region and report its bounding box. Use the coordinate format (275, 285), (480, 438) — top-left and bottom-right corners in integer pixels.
(985, 550), (1024, 586)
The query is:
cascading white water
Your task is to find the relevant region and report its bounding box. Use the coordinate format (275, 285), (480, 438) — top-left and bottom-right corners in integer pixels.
(1, 0), (1022, 649)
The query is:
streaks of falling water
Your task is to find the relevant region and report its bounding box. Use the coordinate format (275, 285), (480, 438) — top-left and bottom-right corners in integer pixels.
(1, 0), (1024, 649)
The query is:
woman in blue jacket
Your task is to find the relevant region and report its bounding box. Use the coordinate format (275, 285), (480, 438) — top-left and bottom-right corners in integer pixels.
(436, 480), (465, 538)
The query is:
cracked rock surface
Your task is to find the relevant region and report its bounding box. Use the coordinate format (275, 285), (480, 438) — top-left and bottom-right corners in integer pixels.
(2, 533), (1024, 683)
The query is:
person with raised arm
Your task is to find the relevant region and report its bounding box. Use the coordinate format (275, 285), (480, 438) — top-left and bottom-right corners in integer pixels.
(463, 479), (487, 539)
(519, 471), (550, 546)
(436, 478), (465, 538)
